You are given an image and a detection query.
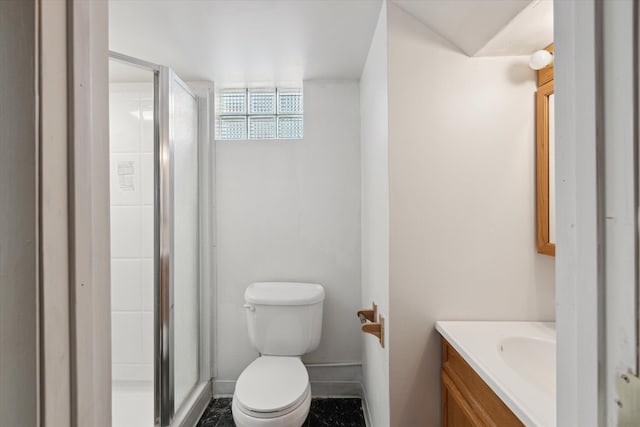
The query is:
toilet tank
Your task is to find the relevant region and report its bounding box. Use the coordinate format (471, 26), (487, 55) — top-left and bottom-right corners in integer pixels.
(244, 282), (325, 356)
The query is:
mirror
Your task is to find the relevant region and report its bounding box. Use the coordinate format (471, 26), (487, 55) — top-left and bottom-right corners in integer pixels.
(536, 45), (555, 256)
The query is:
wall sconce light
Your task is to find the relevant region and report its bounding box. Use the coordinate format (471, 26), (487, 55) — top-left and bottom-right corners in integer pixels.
(529, 50), (554, 70)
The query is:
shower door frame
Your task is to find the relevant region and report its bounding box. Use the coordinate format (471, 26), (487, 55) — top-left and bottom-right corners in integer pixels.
(108, 51), (212, 427)
(164, 68), (214, 427)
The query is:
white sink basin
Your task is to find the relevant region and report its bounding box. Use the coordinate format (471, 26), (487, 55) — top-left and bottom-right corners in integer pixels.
(499, 336), (556, 395)
(436, 321), (556, 426)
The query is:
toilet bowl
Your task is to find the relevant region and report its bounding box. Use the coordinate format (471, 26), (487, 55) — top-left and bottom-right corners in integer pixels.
(231, 282), (325, 427)
(232, 357), (311, 427)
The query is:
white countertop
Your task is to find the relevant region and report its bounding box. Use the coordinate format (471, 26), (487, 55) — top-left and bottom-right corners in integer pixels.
(436, 321), (556, 427)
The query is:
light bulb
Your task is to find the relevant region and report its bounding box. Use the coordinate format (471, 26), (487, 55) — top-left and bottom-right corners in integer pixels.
(529, 50), (553, 70)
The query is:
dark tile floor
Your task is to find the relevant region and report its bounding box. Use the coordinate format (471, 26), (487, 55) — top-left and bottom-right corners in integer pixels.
(196, 397), (367, 427)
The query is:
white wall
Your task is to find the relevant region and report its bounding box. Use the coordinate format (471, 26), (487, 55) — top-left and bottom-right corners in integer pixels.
(109, 83), (155, 383)
(386, 3), (556, 425)
(360, 2), (391, 426)
(215, 80), (362, 391)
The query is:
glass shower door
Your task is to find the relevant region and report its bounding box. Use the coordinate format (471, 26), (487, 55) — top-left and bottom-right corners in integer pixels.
(109, 52), (210, 427)
(169, 71), (201, 412)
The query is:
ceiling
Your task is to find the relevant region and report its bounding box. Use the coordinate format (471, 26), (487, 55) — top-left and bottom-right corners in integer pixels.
(392, 0), (553, 57)
(109, 0), (553, 84)
(109, 0), (383, 85)
(475, 0), (553, 56)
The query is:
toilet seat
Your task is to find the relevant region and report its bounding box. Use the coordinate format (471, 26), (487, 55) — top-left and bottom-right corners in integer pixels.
(232, 387), (311, 427)
(234, 356), (309, 418)
(234, 384), (310, 419)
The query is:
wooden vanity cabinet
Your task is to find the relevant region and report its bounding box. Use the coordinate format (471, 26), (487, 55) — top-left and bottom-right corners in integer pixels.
(441, 339), (523, 427)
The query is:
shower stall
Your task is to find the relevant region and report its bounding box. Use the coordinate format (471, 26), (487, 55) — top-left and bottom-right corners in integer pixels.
(108, 52), (213, 427)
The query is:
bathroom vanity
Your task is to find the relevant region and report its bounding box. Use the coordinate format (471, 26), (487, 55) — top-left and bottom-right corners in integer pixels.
(437, 322), (556, 427)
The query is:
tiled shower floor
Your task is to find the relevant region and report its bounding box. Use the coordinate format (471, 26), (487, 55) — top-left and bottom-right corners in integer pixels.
(196, 397), (367, 427)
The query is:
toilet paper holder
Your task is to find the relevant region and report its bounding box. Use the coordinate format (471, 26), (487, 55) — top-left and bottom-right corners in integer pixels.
(357, 302), (385, 348)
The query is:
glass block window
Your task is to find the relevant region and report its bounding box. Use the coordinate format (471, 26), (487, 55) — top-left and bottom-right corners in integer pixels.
(216, 87), (303, 140)
(218, 89), (247, 115)
(249, 116), (276, 140)
(278, 89), (304, 115)
(217, 116), (247, 140)
(278, 116), (304, 139)
(249, 89), (276, 114)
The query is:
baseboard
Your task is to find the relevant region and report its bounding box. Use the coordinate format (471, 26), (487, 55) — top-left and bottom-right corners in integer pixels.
(361, 387), (373, 427)
(212, 380), (235, 397)
(213, 363), (365, 398)
(309, 381), (363, 397)
(305, 363), (362, 383)
(213, 379), (364, 398)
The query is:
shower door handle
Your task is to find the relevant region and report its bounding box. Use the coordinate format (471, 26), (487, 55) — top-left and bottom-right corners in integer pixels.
(243, 303), (255, 312)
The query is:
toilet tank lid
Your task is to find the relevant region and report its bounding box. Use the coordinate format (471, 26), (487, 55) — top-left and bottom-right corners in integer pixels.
(245, 282), (325, 306)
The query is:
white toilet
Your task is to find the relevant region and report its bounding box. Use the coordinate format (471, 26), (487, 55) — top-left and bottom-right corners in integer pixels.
(232, 282), (325, 427)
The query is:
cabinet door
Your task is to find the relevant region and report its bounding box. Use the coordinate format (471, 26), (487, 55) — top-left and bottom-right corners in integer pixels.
(442, 372), (482, 427)
(441, 340), (523, 427)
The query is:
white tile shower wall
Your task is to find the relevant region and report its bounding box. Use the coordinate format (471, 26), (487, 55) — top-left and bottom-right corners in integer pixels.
(110, 83), (155, 382)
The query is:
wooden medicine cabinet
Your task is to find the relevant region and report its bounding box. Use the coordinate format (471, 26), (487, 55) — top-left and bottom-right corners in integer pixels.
(536, 44), (555, 257)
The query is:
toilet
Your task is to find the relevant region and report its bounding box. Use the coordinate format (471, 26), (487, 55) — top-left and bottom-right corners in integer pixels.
(232, 282), (325, 427)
